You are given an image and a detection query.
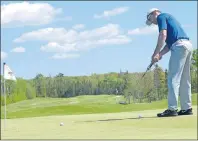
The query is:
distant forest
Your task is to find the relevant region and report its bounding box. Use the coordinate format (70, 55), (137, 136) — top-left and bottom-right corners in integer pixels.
(1, 49), (197, 105)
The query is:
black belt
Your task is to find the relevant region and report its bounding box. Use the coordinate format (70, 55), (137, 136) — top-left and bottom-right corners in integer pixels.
(178, 37), (189, 40)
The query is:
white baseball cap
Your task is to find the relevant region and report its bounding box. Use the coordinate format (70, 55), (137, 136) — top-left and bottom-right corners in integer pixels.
(146, 8), (160, 26)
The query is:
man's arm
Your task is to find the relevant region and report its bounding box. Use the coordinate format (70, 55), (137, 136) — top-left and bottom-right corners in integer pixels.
(152, 14), (168, 60)
(151, 44), (169, 63)
(159, 44), (170, 57)
(152, 29), (167, 57)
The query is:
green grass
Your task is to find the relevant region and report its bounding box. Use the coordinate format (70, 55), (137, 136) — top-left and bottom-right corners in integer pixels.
(1, 94), (197, 119)
(1, 94), (197, 139)
(1, 107), (197, 139)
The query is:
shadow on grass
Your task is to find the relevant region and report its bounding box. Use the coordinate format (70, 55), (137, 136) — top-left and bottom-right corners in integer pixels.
(82, 116), (158, 122)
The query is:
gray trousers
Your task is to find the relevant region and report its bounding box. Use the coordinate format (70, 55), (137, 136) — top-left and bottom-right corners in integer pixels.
(168, 39), (193, 111)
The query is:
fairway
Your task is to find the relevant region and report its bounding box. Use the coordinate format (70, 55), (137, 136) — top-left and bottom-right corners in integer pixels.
(1, 106), (197, 139)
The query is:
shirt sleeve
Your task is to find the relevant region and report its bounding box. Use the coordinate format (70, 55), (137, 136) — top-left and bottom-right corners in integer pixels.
(157, 15), (167, 32)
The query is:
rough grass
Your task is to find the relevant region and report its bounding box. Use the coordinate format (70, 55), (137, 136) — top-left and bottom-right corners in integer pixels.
(1, 94), (197, 119)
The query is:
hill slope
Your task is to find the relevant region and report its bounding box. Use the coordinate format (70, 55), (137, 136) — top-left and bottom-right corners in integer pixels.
(1, 94), (197, 119)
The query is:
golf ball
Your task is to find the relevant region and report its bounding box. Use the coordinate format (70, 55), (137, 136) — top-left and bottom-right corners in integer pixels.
(138, 115), (142, 118)
(60, 122), (64, 126)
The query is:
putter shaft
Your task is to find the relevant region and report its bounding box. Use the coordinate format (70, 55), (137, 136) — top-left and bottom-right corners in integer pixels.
(141, 62), (154, 79)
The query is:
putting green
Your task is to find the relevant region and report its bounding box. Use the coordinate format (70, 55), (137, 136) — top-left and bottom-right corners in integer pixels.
(1, 106), (197, 139)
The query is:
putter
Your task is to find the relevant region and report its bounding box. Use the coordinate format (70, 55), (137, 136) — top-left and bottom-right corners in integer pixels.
(141, 62), (154, 79)
(134, 62), (154, 101)
(136, 61), (154, 88)
(141, 55), (162, 79)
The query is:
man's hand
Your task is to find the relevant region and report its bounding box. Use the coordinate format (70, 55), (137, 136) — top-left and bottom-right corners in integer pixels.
(151, 53), (162, 63)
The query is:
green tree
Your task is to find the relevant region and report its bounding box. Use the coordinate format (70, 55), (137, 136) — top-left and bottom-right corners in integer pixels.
(191, 49), (198, 93)
(153, 64), (166, 100)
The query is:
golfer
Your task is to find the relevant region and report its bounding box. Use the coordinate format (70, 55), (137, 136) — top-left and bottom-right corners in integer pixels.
(145, 8), (193, 117)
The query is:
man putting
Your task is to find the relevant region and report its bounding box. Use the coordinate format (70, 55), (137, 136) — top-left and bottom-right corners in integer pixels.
(145, 8), (194, 117)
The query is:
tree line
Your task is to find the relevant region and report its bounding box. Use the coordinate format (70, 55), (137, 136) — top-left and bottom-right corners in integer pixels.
(1, 49), (197, 105)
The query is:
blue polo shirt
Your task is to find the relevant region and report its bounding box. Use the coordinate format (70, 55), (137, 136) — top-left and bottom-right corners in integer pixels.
(157, 13), (189, 48)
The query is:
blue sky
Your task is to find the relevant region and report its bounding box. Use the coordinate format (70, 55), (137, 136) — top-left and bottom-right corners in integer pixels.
(1, 1), (197, 79)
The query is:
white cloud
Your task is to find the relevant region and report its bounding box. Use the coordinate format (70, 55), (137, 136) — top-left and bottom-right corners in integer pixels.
(1, 51), (8, 59)
(128, 26), (158, 35)
(127, 24), (195, 36)
(51, 53), (80, 59)
(72, 24), (85, 30)
(41, 42), (78, 53)
(11, 47), (26, 53)
(14, 28), (73, 43)
(1, 2), (62, 27)
(14, 24), (122, 43)
(14, 24), (132, 59)
(94, 7), (129, 19)
(78, 24), (120, 40)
